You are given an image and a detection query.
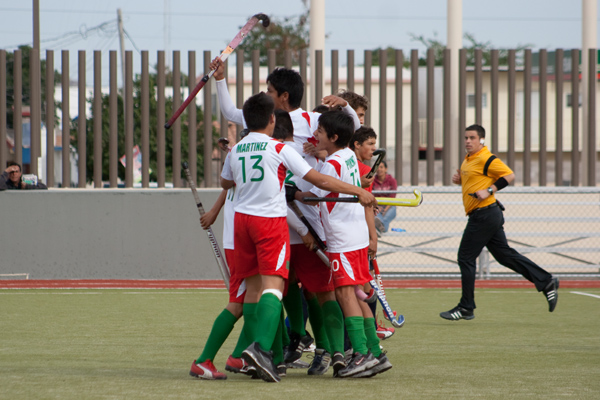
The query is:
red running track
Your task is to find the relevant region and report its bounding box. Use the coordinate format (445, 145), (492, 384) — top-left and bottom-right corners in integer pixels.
(1, 279), (599, 289)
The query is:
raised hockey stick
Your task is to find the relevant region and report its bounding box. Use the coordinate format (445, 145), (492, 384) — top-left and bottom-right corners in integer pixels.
(365, 148), (386, 179)
(303, 189), (423, 207)
(165, 13), (270, 129)
(182, 161), (231, 288)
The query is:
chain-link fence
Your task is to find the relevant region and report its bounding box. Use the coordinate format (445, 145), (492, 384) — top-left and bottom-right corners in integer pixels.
(375, 187), (600, 279)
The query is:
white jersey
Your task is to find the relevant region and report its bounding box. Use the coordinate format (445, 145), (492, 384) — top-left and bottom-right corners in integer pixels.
(312, 148), (368, 253)
(283, 140), (325, 245)
(221, 132), (312, 218)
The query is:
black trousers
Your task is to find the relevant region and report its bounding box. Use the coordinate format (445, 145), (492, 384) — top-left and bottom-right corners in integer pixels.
(457, 205), (552, 311)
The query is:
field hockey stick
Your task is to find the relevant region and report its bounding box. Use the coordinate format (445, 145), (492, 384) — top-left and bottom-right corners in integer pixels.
(368, 278), (405, 328)
(182, 161), (231, 288)
(165, 13), (270, 129)
(365, 149), (386, 179)
(371, 256), (403, 323)
(303, 189), (423, 207)
(287, 200), (329, 266)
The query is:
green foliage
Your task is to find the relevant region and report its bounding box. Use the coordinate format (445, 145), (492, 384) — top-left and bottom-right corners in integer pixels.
(72, 68), (218, 185)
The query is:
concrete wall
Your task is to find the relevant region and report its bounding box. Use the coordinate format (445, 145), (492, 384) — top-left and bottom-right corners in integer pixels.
(0, 189), (224, 280)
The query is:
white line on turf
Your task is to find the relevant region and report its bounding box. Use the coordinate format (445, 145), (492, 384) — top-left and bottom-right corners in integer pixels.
(570, 291), (600, 299)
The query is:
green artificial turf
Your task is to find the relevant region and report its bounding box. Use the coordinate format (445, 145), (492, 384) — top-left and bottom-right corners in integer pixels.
(1, 288), (599, 399)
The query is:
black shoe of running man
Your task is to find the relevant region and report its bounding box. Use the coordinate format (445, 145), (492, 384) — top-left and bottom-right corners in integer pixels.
(331, 352), (346, 378)
(440, 305), (475, 321)
(336, 352), (379, 378)
(284, 332), (314, 364)
(242, 342), (281, 383)
(352, 352), (393, 378)
(307, 349), (331, 375)
(543, 277), (559, 312)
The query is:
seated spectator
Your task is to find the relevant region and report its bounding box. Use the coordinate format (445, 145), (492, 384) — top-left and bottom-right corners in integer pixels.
(0, 162), (48, 190)
(373, 160), (397, 235)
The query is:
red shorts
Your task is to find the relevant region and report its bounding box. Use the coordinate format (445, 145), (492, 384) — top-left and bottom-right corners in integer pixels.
(329, 247), (370, 288)
(234, 213), (290, 280)
(225, 249), (246, 304)
(290, 244), (334, 293)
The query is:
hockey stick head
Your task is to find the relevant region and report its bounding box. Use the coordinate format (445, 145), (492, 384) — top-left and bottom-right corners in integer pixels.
(181, 161), (189, 170)
(414, 189), (423, 206)
(366, 148), (386, 179)
(217, 137), (231, 152)
(252, 13), (271, 27)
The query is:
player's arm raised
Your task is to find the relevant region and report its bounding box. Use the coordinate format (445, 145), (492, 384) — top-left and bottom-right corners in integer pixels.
(300, 169), (376, 207)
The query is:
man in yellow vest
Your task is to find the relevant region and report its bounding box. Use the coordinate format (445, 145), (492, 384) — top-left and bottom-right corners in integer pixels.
(440, 124), (559, 321)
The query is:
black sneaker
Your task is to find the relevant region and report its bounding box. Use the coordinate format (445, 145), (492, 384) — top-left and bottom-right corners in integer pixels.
(543, 277), (559, 312)
(331, 352), (346, 378)
(276, 363), (287, 377)
(307, 349), (331, 375)
(353, 352), (393, 378)
(284, 332), (314, 364)
(336, 352), (379, 378)
(440, 306), (475, 321)
(242, 342), (281, 383)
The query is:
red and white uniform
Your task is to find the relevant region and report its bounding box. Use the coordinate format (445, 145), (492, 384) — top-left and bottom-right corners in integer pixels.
(312, 148), (370, 287)
(221, 132), (313, 279)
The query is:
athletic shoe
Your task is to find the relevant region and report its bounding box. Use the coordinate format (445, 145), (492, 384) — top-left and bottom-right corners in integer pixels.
(543, 277), (559, 312)
(331, 352), (346, 378)
(242, 342), (281, 383)
(284, 332), (314, 364)
(189, 360), (227, 380)
(276, 363), (287, 377)
(376, 318), (395, 340)
(307, 349), (331, 375)
(439, 305), (475, 321)
(336, 352), (379, 378)
(305, 342), (316, 353)
(225, 355), (256, 377)
(286, 359), (310, 369)
(343, 348), (354, 364)
(353, 352), (393, 378)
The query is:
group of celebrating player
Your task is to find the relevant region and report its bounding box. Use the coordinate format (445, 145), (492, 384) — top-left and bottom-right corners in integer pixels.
(189, 58), (396, 382)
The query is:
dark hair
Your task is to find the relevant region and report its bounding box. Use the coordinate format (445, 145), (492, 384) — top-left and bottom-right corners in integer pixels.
(337, 89), (369, 111)
(312, 104), (330, 113)
(380, 160), (388, 168)
(272, 109), (294, 141)
(242, 92), (275, 131)
(465, 124), (485, 139)
(318, 111), (355, 148)
(7, 161), (21, 171)
(266, 68), (304, 108)
(349, 126), (377, 150)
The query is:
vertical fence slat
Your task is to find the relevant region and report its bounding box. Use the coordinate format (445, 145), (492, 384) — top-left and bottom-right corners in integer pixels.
(347, 50), (354, 93)
(410, 49), (419, 186)
(109, 51), (117, 188)
(236, 53), (244, 138)
(426, 48), (434, 186)
(157, 51), (166, 188)
(267, 49), (276, 75)
(219, 56), (227, 167)
(523, 49), (532, 185)
(539, 49), (547, 186)
(491, 50), (499, 154)
(61, 50), (70, 187)
(379, 49), (387, 149)
(331, 50), (339, 96)
(443, 49), (451, 185)
(172, 51), (181, 188)
(314, 50), (323, 110)
(0, 50), (7, 172)
(395, 49), (403, 185)
(364, 50), (372, 127)
(30, 49), (41, 176)
(571, 49), (580, 186)
(300, 49), (308, 111)
(141, 51), (150, 188)
(459, 49), (466, 162)
(587, 48), (596, 185)
(188, 51), (197, 185)
(507, 49), (516, 170)
(252, 50), (260, 95)
(555, 49), (564, 186)
(125, 51), (134, 188)
(77, 51), (86, 187)
(475, 49), (483, 125)
(203, 50), (213, 187)
(14, 50), (22, 167)
(284, 50), (292, 69)
(93, 51), (101, 188)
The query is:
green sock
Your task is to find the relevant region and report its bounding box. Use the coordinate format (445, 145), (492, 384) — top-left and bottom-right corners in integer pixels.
(363, 317), (381, 357)
(197, 308), (238, 363)
(307, 296), (330, 353)
(256, 293), (282, 352)
(271, 309), (285, 365)
(282, 281), (306, 336)
(322, 300), (345, 354)
(232, 303), (257, 358)
(345, 316), (368, 355)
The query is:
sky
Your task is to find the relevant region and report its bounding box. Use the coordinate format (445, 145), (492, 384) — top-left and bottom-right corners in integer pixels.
(1, 0), (599, 83)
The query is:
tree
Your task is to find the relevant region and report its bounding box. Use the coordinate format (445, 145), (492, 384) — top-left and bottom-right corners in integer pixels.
(75, 67), (217, 185)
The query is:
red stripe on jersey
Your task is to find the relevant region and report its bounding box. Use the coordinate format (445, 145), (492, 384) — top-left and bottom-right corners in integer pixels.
(278, 163), (287, 189)
(327, 159), (342, 177)
(326, 192), (339, 213)
(302, 112), (311, 127)
(307, 136), (318, 146)
(275, 142), (285, 154)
